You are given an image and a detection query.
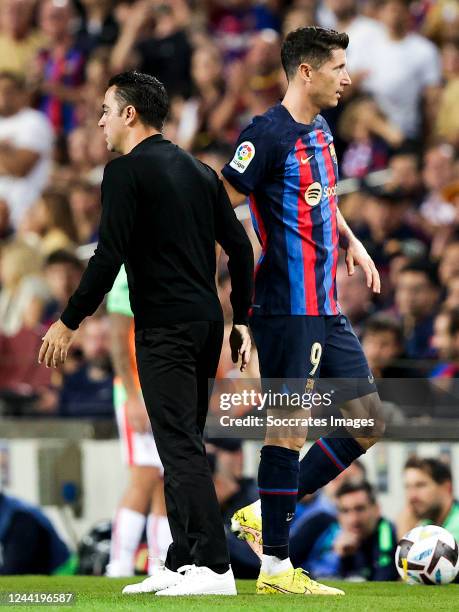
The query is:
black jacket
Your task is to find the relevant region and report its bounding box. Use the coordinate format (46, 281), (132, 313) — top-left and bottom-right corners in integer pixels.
(61, 134), (253, 330)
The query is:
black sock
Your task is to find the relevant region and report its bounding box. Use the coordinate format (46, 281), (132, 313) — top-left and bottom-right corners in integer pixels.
(297, 429), (365, 499)
(258, 445), (299, 560)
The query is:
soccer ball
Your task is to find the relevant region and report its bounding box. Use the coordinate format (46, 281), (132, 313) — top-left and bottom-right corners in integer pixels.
(395, 525), (459, 585)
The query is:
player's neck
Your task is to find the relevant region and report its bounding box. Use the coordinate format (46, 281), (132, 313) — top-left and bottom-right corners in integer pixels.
(281, 88), (320, 126)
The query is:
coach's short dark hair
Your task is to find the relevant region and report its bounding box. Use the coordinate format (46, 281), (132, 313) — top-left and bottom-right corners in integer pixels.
(404, 456), (452, 485)
(281, 27), (349, 80)
(336, 480), (376, 505)
(108, 71), (169, 130)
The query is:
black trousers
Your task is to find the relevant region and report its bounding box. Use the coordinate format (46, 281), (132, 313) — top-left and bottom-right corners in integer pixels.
(135, 320), (229, 572)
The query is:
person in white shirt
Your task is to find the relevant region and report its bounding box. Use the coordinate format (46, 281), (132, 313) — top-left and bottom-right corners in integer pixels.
(356, 0), (441, 139)
(319, 0), (387, 77)
(0, 71), (54, 228)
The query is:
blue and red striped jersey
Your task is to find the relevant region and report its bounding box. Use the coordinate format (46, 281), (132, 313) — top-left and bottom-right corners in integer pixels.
(222, 103), (340, 316)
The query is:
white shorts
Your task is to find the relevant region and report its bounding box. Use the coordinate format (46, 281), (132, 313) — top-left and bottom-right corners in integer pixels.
(114, 383), (163, 470)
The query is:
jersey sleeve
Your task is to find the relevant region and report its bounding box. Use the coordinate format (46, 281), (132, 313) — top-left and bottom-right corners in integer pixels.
(106, 265), (133, 317)
(222, 116), (276, 196)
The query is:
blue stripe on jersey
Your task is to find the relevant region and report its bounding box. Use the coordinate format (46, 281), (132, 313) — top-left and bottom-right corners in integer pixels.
(309, 130), (334, 314)
(283, 148), (306, 314)
(306, 137), (327, 312)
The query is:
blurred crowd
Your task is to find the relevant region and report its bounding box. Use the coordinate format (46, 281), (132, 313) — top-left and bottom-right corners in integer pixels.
(0, 0), (459, 418)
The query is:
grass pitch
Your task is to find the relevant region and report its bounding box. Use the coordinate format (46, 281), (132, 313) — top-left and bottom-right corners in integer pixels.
(0, 576), (457, 611)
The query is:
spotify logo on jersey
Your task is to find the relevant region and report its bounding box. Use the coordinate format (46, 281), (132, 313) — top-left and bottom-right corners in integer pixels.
(304, 182), (323, 206)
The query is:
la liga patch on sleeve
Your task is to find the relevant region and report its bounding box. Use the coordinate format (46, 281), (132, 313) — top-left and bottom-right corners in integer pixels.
(229, 141), (255, 173)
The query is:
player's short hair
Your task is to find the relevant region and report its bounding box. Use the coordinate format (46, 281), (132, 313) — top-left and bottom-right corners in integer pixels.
(281, 26), (349, 80)
(404, 457), (452, 485)
(336, 480), (376, 505)
(108, 71), (169, 130)
(362, 314), (404, 346)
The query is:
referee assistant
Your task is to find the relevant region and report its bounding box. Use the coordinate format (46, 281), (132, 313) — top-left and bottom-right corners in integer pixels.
(38, 71), (254, 596)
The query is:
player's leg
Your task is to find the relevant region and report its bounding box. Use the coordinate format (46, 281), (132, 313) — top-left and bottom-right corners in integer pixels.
(107, 391), (160, 577)
(296, 314), (384, 500)
(147, 477), (172, 574)
(245, 316), (342, 595)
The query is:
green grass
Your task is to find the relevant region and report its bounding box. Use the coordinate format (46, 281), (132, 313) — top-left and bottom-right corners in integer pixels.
(0, 577), (457, 611)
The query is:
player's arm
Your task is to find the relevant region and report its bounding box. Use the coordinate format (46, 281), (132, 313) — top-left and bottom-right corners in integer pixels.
(109, 312), (149, 433)
(222, 176), (247, 208)
(214, 179), (254, 372)
(337, 208), (380, 294)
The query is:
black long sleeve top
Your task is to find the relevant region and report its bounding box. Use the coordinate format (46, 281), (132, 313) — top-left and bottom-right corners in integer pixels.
(61, 134), (254, 330)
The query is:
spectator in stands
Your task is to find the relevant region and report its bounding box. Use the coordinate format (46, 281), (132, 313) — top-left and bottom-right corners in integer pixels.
(42, 250), (84, 327)
(68, 180), (100, 245)
(324, 0), (386, 78)
(356, 186), (424, 274)
(397, 457), (459, 542)
(75, 0), (119, 56)
(309, 481), (398, 581)
(336, 262), (374, 335)
(19, 189), (77, 256)
(0, 198), (13, 241)
(439, 239), (459, 288)
(174, 44), (225, 151)
(0, 240), (50, 336)
(0, 491), (74, 574)
(435, 38), (459, 147)
(393, 260), (440, 358)
(419, 144), (457, 236)
(361, 314), (407, 377)
(385, 149), (423, 200)
(32, 0), (86, 135)
(445, 274), (459, 309)
(0, 0), (46, 77)
(111, 0), (192, 99)
(0, 71), (54, 229)
(358, 0), (441, 139)
(58, 315), (114, 418)
(338, 96), (402, 179)
(431, 307), (459, 377)
(208, 0), (280, 63)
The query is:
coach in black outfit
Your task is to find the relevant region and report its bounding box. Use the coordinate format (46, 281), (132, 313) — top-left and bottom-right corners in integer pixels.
(38, 71), (253, 596)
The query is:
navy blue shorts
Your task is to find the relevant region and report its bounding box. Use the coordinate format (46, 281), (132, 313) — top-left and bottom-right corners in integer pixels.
(250, 314), (377, 403)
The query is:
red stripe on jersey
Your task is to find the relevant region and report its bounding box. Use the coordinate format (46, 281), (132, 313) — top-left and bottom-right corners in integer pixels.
(316, 130), (339, 314)
(294, 137), (318, 315)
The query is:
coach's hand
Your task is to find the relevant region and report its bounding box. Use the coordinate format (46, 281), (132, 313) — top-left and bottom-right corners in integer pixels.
(38, 319), (76, 368)
(345, 237), (381, 294)
(230, 324), (251, 373)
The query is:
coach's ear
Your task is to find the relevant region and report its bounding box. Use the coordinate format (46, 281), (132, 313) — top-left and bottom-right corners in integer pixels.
(123, 104), (137, 126)
(298, 62), (313, 83)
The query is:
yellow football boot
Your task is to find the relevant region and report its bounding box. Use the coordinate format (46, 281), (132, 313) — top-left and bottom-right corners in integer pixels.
(231, 501), (262, 559)
(256, 567), (345, 596)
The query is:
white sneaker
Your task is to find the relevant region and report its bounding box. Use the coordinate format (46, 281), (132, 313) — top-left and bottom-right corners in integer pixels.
(122, 563), (183, 594)
(156, 565), (237, 596)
